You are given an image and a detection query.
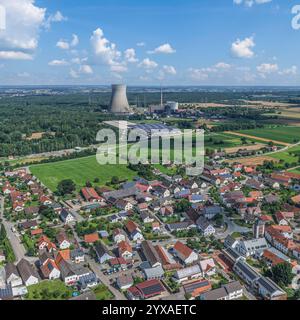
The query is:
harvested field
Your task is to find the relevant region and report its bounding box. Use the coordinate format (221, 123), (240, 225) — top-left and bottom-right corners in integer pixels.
(227, 156), (280, 166)
(224, 131), (291, 147)
(224, 143), (266, 154)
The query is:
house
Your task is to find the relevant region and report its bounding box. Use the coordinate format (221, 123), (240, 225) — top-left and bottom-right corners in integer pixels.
(196, 216), (215, 236)
(60, 209), (75, 224)
(199, 258), (216, 277)
(166, 221), (195, 233)
(127, 279), (166, 300)
(117, 274), (134, 290)
(39, 195), (52, 206)
(140, 211), (154, 223)
(70, 249), (85, 264)
(233, 260), (260, 287)
(24, 206), (39, 216)
(40, 259), (60, 280)
(275, 212), (289, 226)
(141, 263), (165, 280)
(173, 241), (198, 265)
(56, 231), (71, 250)
(202, 205), (223, 220)
(113, 228), (126, 244)
(81, 187), (102, 202)
(183, 279), (212, 299)
(115, 199), (133, 211)
(125, 220), (144, 242)
(5, 263), (22, 287)
(152, 222), (161, 232)
(118, 241), (133, 260)
(173, 265), (202, 283)
(17, 259), (39, 286)
(236, 238), (269, 257)
(95, 242), (114, 264)
(256, 277), (287, 300)
(200, 281), (243, 300)
(84, 233), (99, 244)
(141, 241), (162, 268)
(37, 235), (57, 252)
(160, 206), (174, 216)
(78, 272), (98, 290)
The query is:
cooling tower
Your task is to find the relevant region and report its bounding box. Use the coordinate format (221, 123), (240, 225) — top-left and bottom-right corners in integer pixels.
(110, 84), (130, 114)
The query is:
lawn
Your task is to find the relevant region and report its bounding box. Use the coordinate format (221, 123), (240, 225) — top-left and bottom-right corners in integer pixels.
(25, 280), (73, 300)
(93, 284), (114, 300)
(30, 155), (136, 192)
(236, 126), (300, 144)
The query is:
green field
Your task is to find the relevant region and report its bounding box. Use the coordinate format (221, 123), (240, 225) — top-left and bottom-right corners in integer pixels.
(30, 156), (136, 192)
(237, 126), (300, 144)
(25, 280), (72, 300)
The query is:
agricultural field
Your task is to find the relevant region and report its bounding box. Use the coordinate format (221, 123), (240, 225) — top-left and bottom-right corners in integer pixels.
(235, 126), (300, 144)
(30, 156), (136, 192)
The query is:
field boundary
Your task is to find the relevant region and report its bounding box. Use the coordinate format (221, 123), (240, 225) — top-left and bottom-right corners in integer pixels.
(224, 131), (291, 147)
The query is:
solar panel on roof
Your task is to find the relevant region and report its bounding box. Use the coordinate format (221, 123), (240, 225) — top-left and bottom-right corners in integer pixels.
(140, 283), (164, 296)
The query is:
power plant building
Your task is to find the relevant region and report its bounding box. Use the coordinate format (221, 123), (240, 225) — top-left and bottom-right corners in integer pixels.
(110, 84), (131, 114)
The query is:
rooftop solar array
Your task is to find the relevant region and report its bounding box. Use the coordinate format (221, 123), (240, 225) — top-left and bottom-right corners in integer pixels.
(139, 282), (164, 296)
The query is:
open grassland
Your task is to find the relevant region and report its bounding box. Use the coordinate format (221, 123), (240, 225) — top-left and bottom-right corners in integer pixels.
(232, 126), (300, 145)
(30, 156), (136, 192)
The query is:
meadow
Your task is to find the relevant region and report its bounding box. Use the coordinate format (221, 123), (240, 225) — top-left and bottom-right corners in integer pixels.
(30, 156), (137, 192)
(236, 126), (300, 144)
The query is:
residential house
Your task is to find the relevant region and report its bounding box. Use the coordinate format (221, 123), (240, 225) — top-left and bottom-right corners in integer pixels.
(37, 235), (57, 252)
(196, 216), (215, 236)
(202, 205), (223, 220)
(17, 259), (39, 286)
(70, 249), (85, 264)
(60, 209), (75, 224)
(113, 228), (126, 244)
(5, 263), (22, 287)
(116, 275), (134, 290)
(199, 258), (216, 277)
(95, 242), (114, 264)
(173, 241), (198, 265)
(236, 238), (269, 257)
(127, 279), (166, 300)
(141, 241), (162, 268)
(81, 187), (102, 203)
(118, 241), (133, 260)
(173, 265), (202, 283)
(84, 233), (99, 244)
(56, 231), (71, 250)
(183, 279), (212, 299)
(125, 220), (144, 242)
(200, 281), (243, 300)
(140, 211), (154, 223)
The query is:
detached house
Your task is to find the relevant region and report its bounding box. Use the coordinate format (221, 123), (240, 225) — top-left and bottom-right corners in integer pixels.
(95, 242), (114, 264)
(60, 209), (75, 225)
(196, 216), (215, 236)
(173, 241), (198, 265)
(81, 187), (102, 203)
(17, 259), (39, 286)
(5, 263), (22, 287)
(118, 241), (133, 260)
(125, 220), (144, 242)
(56, 231), (71, 250)
(113, 228), (126, 244)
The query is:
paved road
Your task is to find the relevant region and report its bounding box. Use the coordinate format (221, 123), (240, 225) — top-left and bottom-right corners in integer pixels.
(0, 196), (37, 263)
(215, 215), (251, 240)
(87, 257), (127, 300)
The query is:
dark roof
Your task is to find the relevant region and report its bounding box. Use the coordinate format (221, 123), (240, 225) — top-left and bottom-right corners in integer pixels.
(136, 279), (165, 297)
(235, 260), (260, 281)
(5, 263), (20, 279)
(257, 277), (284, 295)
(201, 287), (228, 300)
(0, 284), (13, 300)
(60, 208), (73, 221)
(141, 241), (161, 267)
(17, 259), (39, 282)
(224, 281), (243, 294)
(95, 242), (110, 258)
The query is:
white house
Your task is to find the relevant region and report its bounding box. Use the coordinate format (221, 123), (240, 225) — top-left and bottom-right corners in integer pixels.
(199, 258), (216, 277)
(173, 241), (198, 265)
(5, 263), (23, 287)
(17, 259), (39, 286)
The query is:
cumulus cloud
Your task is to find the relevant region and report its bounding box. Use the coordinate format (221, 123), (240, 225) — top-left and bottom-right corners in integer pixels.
(0, 0), (46, 60)
(231, 36), (255, 58)
(214, 62), (231, 69)
(279, 66), (298, 76)
(0, 51), (33, 60)
(48, 59), (69, 66)
(44, 10), (67, 29)
(257, 63), (278, 74)
(162, 65), (177, 75)
(233, 0), (272, 7)
(138, 58), (158, 69)
(137, 42), (146, 47)
(124, 48), (138, 63)
(69, 68), (79, 79)
(56, 34), (79, 50)
(188, 68), (209, 81)
(148, 43), (176, 54)
(90, 28), (121, 67)
(79, 64), (93, 74)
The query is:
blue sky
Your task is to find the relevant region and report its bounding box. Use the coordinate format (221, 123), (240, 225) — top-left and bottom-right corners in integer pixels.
(0, 0), (300, 85)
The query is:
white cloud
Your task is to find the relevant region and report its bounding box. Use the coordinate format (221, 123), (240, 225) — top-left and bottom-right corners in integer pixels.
(17, 72), (30, 78)
(56, 34), (79, 50)
(138, 58), (158, 69)
(148, 43), (176, 54)
(163, 65), (177, 75)
(0, 0), (46, 60)
(56, 40), (70, 50)
(124, 48), (138, 63)
(188, 68), (209, 81)
(279, 66), (298, 76)
(110, 64), (128, 73)
(79, 64), (93, 74)
(137, 42), (146, 47)
(48, 59), (69, 66)
(215, 62), (231, 69)
(257, 63), (278, 74)
(233, 0), (272, 7)
(90, 28), (121, 68)
(44, 10), (67, 29)
(0, 51), (33, 60)
(231, 36), (255, 58)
